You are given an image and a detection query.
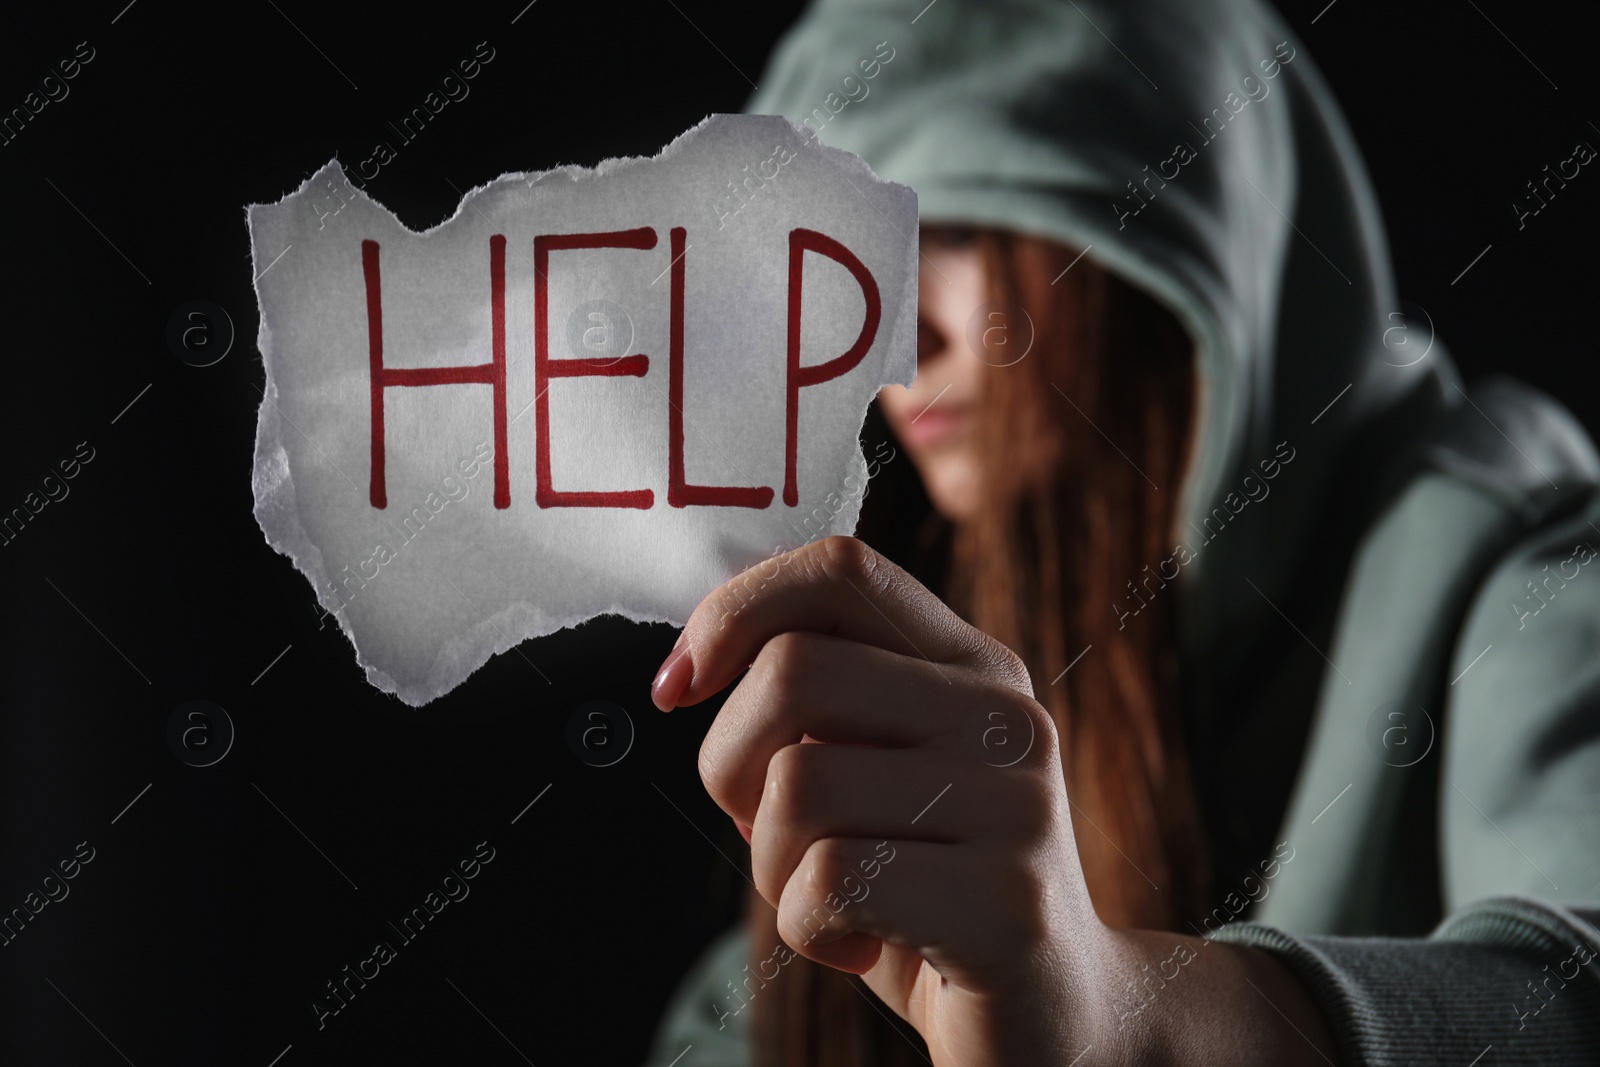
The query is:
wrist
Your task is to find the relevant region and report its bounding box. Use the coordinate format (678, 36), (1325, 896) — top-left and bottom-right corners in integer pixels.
(1090, 926), (1192, 1067)
(1090, 927), (1340, 1067)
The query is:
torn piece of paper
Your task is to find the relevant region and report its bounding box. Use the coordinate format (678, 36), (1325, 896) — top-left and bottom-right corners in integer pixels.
(248, 113), (919, 706)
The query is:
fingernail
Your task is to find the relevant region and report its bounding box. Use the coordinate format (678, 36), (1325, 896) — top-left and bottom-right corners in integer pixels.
(651, 643), (694, 711)
(734, 819), (753, 845)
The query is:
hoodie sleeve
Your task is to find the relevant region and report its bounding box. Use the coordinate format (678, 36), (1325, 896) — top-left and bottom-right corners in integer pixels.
(1211, 499), (1600, 1066)
(1436, 498), (1600, 909)
(1209, 898), (1600, 1065)
(641, 925), (752, 1067)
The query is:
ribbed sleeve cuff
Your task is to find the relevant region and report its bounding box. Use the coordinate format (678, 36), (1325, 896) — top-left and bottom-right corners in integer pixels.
(1208, 897), (1600, 1066)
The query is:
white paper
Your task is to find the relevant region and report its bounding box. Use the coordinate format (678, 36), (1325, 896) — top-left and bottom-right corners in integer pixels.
(247, 114), (919, 706)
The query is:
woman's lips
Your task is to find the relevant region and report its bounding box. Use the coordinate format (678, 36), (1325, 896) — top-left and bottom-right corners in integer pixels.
(897, 405), (969, 450)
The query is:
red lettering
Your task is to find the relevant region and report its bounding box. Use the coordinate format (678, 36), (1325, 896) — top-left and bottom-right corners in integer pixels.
(668, 226), (774, 508)
(363, 236), (509, 509)
(783, 228), (881, 507)
(534, 229), (656, 508)
(360, 225), (881, 514)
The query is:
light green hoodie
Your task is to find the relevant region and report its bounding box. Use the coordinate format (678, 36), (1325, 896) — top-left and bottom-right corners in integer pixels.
(644, 1), (1600, 1063)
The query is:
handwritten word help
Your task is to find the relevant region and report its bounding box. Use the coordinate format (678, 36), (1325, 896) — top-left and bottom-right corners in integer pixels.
(248, 114), (918, 705)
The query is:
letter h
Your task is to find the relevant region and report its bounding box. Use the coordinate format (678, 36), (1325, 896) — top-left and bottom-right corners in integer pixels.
(362, 237), (510, 509)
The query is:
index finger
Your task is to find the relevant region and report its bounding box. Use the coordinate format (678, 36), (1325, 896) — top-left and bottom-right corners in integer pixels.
(652, 536), (1027, 709)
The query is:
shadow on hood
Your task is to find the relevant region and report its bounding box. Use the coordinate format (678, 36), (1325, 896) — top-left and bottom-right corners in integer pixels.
(743, 0), (1600, 677)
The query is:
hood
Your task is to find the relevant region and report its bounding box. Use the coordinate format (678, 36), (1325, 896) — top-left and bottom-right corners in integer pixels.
(744, 0), (1598, 671)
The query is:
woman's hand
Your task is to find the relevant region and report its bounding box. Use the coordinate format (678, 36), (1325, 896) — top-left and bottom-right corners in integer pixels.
(651, 535), (1109, 1064)
(652, 536), (1339, 1067)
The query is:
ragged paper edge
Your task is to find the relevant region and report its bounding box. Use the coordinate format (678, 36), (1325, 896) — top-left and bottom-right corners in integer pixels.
(246, 113), (920, 705)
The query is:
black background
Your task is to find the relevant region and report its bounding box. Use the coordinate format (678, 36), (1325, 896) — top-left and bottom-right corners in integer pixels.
(1, 0), (1597, 1064)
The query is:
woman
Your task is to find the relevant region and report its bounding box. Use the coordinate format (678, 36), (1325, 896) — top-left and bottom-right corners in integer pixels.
(643, 0), (1600, 1063)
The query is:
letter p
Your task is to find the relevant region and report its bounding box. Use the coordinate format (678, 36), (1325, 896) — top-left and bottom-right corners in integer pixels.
(783, 228), (881, 507)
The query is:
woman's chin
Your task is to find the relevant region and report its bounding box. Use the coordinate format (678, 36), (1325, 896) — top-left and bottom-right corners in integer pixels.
(920, 455), (982, 523)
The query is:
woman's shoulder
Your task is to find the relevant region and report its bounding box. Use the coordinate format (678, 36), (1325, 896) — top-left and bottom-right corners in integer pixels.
(1248, 377), (1600, 933)
(1405, 373), (1599, 526)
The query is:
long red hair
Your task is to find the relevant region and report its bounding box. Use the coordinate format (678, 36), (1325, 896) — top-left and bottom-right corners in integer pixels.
(745, 228), (1207, 1065)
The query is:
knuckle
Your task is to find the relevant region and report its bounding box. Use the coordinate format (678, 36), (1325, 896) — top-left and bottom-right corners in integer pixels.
(764, 743), (821, 828)
(803, 836), (853, 898)
(998, 688), (1059, 773)
(815, 535), (880, 586)
(1024, 714), (1062, 774)
(1020, 692), (1059, 748)
(992, 677), (1036, 726)
(703, 555), (785, 632)
(754, 630), (815, 703)
(707, 583), (751, 632)
(697, 734), (734, 808)
(991, 640), (1034, 696)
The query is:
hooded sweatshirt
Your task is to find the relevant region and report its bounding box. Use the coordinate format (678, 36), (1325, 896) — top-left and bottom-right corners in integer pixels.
(643, 1), (1600, 1063)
